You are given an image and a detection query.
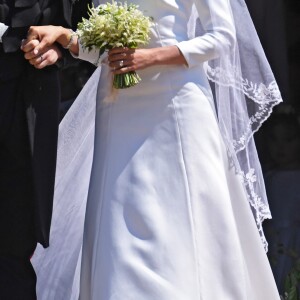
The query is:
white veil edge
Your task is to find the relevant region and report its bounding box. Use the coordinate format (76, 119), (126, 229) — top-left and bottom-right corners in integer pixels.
(189, 0), (283, 251)
(31, 67), (101, 300)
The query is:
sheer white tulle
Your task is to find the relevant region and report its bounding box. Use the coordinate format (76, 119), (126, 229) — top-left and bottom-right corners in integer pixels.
(32, 68), (100, 300)
(188, 0), (282, 249)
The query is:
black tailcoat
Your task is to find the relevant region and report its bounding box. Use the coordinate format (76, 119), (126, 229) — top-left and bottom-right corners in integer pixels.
(0, 0), (80, 250)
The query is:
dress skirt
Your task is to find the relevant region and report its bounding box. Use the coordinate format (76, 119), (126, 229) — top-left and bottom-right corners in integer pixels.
(79, 63), (280, 300)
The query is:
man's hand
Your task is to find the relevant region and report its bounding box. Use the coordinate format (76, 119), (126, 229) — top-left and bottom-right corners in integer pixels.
(21, 39), (63, 69)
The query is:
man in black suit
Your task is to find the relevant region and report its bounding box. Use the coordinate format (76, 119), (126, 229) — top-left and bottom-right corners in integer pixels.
(0, 0), (89, 298)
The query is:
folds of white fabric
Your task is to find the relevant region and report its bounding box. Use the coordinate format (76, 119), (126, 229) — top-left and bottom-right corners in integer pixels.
(31, 67), (101, 300)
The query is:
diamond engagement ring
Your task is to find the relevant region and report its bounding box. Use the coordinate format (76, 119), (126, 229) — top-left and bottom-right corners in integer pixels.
(119, 60), (124, 68)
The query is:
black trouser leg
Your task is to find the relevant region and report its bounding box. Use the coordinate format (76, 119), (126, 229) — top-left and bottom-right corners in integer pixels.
(0, 78), (37, 300)
(0, 256), (37, 300)
(0, 142), (37, 300)
(0, 157), (37, 300)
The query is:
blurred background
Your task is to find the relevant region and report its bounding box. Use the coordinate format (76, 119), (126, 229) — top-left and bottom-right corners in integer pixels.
(59, 0), (300, 297)
(248, 0), (300, 297)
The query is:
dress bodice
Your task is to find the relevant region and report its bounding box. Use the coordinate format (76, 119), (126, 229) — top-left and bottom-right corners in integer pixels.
(86, 0), (235, 69)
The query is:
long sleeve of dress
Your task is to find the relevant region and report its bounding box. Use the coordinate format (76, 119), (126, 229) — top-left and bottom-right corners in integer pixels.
(177, 0), (236, 68)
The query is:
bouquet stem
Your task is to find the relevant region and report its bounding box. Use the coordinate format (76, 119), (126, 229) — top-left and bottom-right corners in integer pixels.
(113, 71), (141, 89)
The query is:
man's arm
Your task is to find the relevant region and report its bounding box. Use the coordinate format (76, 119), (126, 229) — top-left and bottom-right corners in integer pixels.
(0, 22), (8, 43)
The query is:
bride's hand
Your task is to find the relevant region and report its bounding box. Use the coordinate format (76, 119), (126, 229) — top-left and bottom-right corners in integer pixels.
(108, 48), (155, 74)
(22, 25), (79, 56)
(25, 26), (64, 54)
(108, 46), (187, 74)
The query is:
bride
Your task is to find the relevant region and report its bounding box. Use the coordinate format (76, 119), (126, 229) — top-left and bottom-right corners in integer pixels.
(23, 0), (282, 299)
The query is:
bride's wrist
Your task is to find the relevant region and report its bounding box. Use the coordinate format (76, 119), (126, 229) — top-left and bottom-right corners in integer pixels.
(57, 27), (74, 48)
(57, 27), (79, 55)
(151, 48), (163, 66)
(151, 46), (187, 66)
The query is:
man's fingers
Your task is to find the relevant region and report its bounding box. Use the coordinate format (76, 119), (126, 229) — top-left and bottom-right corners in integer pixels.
(28, 47), (59, 69)
(29, 52), (47, 66)
(34, 59), (49, 69)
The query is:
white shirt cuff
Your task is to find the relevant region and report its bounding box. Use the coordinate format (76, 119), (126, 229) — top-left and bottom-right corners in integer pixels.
(0, 23), (8, 43)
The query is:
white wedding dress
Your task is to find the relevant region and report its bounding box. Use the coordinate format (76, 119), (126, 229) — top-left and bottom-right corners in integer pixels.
(32, 0), (281, 299)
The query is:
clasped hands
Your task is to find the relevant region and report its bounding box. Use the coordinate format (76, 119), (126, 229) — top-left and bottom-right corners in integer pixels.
(21, 26), (65, 69)
(21, 25), (156, 72)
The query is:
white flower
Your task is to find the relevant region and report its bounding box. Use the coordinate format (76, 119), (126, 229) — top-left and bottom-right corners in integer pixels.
(76, 1), (154, 90)
(77, 1), (153, 53)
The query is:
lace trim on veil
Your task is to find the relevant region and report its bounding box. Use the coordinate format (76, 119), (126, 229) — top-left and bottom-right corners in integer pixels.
(241, 169), (271, 250)
(205, 63), (283, 250)
(205, 63), (282, 151)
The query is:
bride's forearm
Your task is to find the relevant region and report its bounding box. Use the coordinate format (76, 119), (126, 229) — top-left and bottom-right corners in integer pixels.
(150, 46), (187, 66)
(56, 27), (79, 56)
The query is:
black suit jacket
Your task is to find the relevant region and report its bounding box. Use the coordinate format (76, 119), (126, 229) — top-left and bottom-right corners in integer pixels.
(0, 0), (89, 248)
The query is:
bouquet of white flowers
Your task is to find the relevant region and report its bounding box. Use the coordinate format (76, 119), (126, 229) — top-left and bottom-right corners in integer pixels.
(77, 1), (153, 89)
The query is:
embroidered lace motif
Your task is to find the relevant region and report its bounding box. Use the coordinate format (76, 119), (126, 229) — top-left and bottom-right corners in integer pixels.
(205, 65), (282, 104)
(205, 64), (282, 251)
(241, 169), (271, 251)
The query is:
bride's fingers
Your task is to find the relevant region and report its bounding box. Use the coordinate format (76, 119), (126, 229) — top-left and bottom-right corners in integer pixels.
(21, 39), (40, 57)
(109, 53), (131, 62)
(109, 59), (130, 70)
(112, 65), (135, 75)
(108, 48), (135, 62)
(108, 47), (129, 55)
(108, 49), (150, 72)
